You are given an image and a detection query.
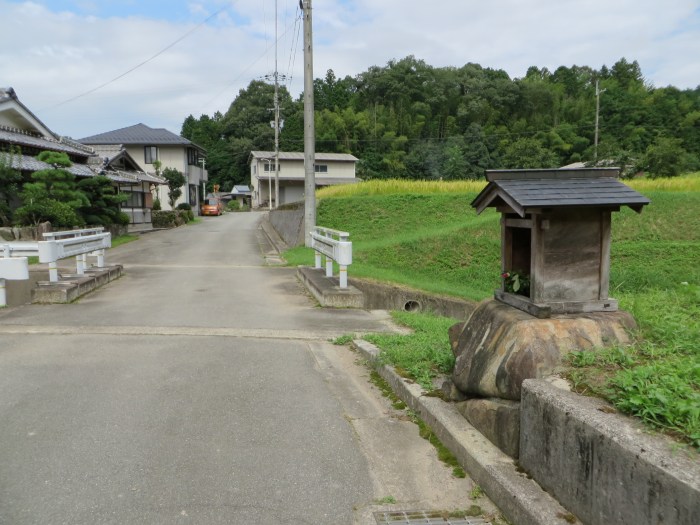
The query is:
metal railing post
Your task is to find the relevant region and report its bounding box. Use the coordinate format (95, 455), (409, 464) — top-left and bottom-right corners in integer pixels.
(76, 254), (85, 275)
(310, 226), (352, 289)
(325, 256), (333, 278)
(49, 262), (59, 282)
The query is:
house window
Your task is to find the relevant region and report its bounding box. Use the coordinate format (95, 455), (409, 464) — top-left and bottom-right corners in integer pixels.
(188, 148), (199, 166)
(263, 163), (281, 172)
(124, 192), (145, 208)
(144, 146), (158, 164)
(315, 164), (328, 173)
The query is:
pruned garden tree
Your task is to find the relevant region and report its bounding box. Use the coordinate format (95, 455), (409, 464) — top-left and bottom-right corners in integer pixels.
(0, 147), (22, 226)
(14, 151), (88, 227)
(162, 167), (186, 208)
(77, 175), (129, 225)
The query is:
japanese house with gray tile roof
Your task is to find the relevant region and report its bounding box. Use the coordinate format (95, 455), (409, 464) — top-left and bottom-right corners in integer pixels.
(472, 168), (650, 317)
(79, 124), (208, 213)
(0, 87), (95, 177)
(249, 151), (358, 208)
(91, 145), (167, 230)
(0, 87), (165, 230)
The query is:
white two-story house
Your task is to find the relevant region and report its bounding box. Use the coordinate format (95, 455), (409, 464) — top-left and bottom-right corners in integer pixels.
(249, 151), (359, 208)
(79, 124), (207, 213)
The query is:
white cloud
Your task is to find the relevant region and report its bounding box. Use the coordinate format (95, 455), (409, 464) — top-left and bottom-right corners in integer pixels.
(1, 0), (698, 139)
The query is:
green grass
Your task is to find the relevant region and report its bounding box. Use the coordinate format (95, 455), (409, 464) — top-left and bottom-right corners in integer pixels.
(365, 311), (457, 390)
(288, 176), (700, 449)
(111, 233), (138, 248)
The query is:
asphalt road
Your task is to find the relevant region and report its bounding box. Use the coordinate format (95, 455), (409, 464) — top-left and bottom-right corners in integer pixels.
(0, 213), (489, 524)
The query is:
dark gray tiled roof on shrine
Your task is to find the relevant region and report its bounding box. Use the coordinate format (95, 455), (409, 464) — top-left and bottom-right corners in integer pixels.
(78, 123), (195, 146)
(472, 168), (650, 216)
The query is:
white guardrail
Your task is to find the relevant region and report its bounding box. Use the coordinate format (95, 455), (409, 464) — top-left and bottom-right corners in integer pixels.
(0, 255), (29, 307)
(0, 227), (111, 286)
(310, 226), (352, 288)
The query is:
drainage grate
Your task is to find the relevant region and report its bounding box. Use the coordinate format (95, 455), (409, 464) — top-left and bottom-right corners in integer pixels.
(373, 510), (488, 525)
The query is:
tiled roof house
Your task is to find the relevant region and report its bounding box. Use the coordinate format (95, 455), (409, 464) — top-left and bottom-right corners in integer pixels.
(0, 87), (95, 178)
(0, 87), (167, 230)
(249, 150), (358, 208)
(79, 124), (208, 213)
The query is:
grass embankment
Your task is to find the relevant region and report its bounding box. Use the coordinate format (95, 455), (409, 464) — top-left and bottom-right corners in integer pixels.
(286, 175), (700, 449)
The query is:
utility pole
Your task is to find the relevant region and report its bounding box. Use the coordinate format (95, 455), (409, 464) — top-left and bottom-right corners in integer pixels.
(265, 1), (286, 208)
(199, 157), (207, 214)
(594, 79), (606, 163)
(302, 0), (316, 247)
(273, 0), (280, 208)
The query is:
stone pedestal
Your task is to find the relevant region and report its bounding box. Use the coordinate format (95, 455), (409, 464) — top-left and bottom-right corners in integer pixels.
(449, 299), (636, 401)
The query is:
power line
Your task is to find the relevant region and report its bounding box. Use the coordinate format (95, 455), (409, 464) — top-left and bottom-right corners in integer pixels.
(42, 4), (233, 111)
(285, 4), (304, 89)
(196, 19), (297, 114)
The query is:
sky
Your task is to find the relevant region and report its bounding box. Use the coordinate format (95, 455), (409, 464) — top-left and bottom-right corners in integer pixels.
(1, 0), (699, 140)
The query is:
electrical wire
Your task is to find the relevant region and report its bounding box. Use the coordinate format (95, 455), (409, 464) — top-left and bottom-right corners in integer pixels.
(41, 3), (233, 111)
(285, 3), (303, 90)
(196, 19), (298, 113)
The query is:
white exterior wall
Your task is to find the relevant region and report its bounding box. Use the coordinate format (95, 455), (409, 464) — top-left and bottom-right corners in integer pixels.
(282, 184), (305, 204)
(125, 145), (207, 212)
(250, 157), (356, 208)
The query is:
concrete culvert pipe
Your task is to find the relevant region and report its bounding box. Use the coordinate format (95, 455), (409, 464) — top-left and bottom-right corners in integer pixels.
(403, 300), (421, 312)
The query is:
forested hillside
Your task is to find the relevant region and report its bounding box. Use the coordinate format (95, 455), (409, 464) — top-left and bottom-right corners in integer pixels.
(181, 56), (700, 191)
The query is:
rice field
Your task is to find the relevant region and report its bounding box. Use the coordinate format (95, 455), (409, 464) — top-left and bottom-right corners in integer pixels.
(316, 172), (700, 198)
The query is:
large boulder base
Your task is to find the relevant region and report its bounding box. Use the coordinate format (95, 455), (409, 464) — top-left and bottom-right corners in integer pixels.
(456, 398), (521, 458)
(450, 299), (636, 400)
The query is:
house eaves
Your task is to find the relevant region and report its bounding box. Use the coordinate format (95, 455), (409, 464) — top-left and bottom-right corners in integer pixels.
(78, 123), (205, 152)
(4, 153), (96, 178)
(250, 150), (359, 162)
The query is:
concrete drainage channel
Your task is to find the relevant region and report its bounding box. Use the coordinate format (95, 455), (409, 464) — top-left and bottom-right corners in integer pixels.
(373, 510), (487, 524)
(352, 336), (700, 525)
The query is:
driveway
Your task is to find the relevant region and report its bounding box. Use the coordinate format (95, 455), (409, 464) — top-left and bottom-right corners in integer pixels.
(0, 213), (492, 524)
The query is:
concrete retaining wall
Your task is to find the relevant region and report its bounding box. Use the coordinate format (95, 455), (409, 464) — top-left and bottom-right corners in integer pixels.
(31, 266), (122, 303)
(520, 379), (700, 525)
(269, 204), (304, 247)
(351, 278), (477, 320)
(5, 269), (47, 306)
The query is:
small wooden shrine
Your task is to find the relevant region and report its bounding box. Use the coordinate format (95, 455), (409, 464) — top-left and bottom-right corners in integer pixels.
(471, 168), (650, 317)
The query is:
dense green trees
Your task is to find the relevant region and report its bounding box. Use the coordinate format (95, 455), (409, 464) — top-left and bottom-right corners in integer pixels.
(182, 57), (700, 189)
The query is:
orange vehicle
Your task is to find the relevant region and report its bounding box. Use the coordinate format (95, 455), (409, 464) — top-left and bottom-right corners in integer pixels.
(201, 197), (223, 216)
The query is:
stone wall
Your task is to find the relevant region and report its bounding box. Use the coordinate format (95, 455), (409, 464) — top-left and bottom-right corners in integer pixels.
(0, 222), (51, 241)
(0, 223), (126, 241)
